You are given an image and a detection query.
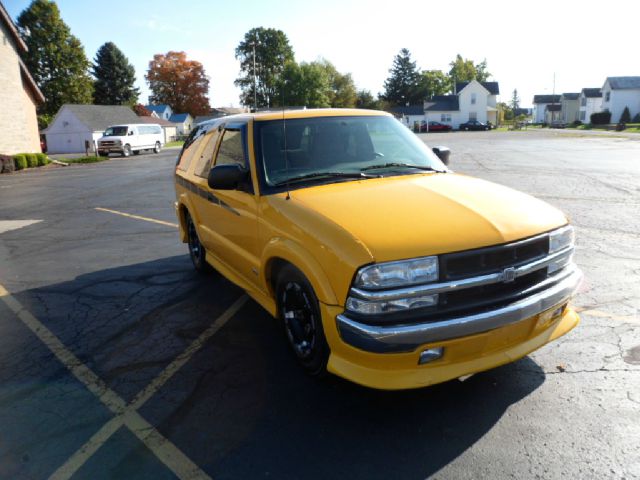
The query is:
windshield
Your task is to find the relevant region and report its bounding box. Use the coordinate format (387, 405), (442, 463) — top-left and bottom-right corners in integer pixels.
(255, 116), (445, 190)
(104, 126), (128, 136)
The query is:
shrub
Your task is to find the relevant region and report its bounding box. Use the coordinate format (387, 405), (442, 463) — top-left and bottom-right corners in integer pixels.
(13, 154), (27, 170)
(571, 120), (583, 127)
(632, 113), (640, 123)
(36, 153), (49, 166)
(620, 106), (631, 124)
(590, 111), (611, 125)
(26, 153), (38, 168)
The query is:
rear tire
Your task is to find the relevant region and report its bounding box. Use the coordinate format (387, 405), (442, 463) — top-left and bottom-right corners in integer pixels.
(276, 265), (329, 376)
(185, 211), (211, 273)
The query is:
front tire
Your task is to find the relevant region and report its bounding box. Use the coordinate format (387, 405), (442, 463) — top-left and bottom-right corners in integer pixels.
(122, 144), (132, 157)
(276, 265), (329, 376)
(154, 142), (161, 154)
(185, 211), (211, 273)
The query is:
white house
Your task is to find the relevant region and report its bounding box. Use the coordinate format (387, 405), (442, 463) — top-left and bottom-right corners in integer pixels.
(389, 105), (425, 129)
(44, 105), (139, 154)
(169, 113), (193, 135)
(145, 104), (173, 121)
(532, 95), (561, 123)
(545, 104), (561, 124)
(560, 93), (580, 123)
(421, 80), (499, 129)
(600, 76), (640, 123)
(578, 88), (602, 123)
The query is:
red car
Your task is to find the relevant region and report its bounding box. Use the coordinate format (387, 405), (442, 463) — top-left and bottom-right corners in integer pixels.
(420, 121), (452, 132)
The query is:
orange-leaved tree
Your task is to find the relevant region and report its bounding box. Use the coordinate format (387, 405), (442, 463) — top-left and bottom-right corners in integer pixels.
(146, 51), (211, 116)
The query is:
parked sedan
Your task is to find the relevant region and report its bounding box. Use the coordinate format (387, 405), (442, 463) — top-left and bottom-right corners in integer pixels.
(420, 121), (452, 133)
(459, 120), (490, 131)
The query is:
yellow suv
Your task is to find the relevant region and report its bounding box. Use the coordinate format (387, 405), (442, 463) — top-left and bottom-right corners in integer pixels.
(174, 109), (581, 390)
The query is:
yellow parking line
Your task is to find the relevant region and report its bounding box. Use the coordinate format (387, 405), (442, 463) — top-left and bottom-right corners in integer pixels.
(95, 207), (178, 228)
(0, 282), (246, 479)
(577, 307), (639, 323)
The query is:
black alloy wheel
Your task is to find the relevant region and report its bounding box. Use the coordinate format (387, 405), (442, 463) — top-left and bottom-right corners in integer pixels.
(276, 265), (329, 375)
(186, 211), (210, 273)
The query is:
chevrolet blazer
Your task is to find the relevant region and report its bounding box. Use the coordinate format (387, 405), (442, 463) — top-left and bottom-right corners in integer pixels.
(174, 108), (581, 390)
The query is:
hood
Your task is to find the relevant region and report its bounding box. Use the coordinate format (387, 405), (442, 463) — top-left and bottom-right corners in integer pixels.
(290, 173), (567, 262)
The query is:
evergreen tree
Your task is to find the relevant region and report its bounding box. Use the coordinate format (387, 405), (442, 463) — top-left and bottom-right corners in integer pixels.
(381, 49), (422, 106)
(620, 106), (631, 123)
(17, 0), (93, 115)
(511, 89), (520, 111)
(92, 42), (139, 105)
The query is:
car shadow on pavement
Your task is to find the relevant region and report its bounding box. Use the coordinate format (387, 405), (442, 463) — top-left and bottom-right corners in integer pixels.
(2, 255), (546, 480)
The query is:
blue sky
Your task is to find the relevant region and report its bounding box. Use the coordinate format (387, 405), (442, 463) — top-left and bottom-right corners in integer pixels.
(5, 0), (640, 108)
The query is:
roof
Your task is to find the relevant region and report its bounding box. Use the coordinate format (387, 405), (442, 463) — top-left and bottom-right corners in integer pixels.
(389, 105), (425, 116)
(561, 92), (580, 100)
(533, 94), (561, 104)
(194, 115), (217, 124)
(55, 104), (139, 132)
(211, 108), (391, 123)
(545, 104), (561, 112)
(606, 76), (640, 90)
(0, 2), (45, 104)
(169, 113), (192, 123)
(581, 88), (602, 98)
(136, 115), (177, 127)
(456, 81), (500, 95)
(145, 104), (172, 114)
(212, 107), (249, 115)
(424, 95), (459, 112)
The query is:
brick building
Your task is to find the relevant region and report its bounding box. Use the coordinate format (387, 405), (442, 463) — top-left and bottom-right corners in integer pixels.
(0, 1), (44, 154)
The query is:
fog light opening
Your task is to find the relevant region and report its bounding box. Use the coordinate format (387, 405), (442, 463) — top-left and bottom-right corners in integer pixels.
(418, 347), (444, 365)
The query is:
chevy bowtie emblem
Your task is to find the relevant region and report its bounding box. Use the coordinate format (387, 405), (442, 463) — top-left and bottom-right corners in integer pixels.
(501, 267), (517, 283)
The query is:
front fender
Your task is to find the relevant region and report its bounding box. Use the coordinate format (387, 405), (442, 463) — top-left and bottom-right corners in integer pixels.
(261, 238), (339, 306)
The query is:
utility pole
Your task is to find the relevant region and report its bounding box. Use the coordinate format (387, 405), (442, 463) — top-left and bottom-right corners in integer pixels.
(253, 32), (258, 111)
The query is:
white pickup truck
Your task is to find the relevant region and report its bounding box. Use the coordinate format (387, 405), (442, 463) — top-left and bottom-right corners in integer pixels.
(97, 124), (164, 157)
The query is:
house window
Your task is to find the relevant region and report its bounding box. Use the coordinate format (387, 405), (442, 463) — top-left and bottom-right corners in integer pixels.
(605, 91), (610, 102)
(580, 111), (585, 121)
(581, 97), (586, 106)
(440, 114), (451, 122)
(471, 93), (476, 105)
(469, 112), (477, 121)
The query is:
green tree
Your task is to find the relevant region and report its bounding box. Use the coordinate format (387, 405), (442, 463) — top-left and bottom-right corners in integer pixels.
(381, 48), (422, 106)
(274, 61), (331, 108)
(499, 102), (513, 121)
(417, 70), (452, 99)
(316, 59), (356, 107)
(448, 54), (491, 83)
(92, 42), (139, 105)
(17, 0), (93, 115)
(620, 106), (631, 123)
(510, 88), (520, 111)
(356, 89), (380, 109)
(235, 27), (295, 108)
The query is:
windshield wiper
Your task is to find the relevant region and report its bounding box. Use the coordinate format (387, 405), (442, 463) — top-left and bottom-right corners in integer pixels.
(273, 171), (377, 187)
(361, 163), (444, 172)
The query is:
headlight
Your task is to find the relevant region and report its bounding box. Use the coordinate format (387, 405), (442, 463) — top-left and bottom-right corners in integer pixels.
(354, 256), (438, 289)
(549, 225), (574, 253)
(346, 294), (438, 315)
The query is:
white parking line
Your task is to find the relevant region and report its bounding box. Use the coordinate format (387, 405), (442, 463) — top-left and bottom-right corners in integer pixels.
(0, 220), (42, 234)
(0, 282), (248, 479)
(95, 207), (178, 228)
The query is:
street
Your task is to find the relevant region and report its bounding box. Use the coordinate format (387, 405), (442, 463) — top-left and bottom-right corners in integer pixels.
(1, 131), (639, 479)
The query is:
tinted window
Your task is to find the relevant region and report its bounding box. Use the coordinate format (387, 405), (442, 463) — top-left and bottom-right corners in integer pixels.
(104, 126), (127, 136)
(177, 126), (206, 172)
(214, 130), (246, 167)
(194, 129), (221, 177)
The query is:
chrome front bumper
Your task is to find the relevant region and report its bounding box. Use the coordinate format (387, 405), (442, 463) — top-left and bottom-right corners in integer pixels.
(336, 266), (583, 353)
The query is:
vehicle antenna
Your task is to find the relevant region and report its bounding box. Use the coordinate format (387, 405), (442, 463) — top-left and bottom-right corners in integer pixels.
(282, 58), (290, 200)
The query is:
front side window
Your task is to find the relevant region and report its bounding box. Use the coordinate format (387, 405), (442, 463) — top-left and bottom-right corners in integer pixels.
(254, 116), (445, 192)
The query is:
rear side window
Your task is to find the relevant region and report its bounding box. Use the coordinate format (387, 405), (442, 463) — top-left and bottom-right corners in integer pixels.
(177, 126), (206, 172)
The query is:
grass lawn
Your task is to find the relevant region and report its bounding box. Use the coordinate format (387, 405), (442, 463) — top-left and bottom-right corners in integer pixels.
(165, 141), (185, 148)
(57, 156), (108, 164)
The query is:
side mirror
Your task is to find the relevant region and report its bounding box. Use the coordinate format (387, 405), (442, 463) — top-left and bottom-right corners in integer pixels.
(208, 164), (249, 190)
(128, 131), (134, 136)
(432, 146), (450, 166)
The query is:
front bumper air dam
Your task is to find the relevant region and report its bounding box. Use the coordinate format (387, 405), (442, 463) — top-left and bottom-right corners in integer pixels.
(336, 267), (582, 354)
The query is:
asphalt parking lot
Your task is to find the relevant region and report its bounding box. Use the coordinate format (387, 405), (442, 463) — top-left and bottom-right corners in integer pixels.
(1, 131), (639, 480)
